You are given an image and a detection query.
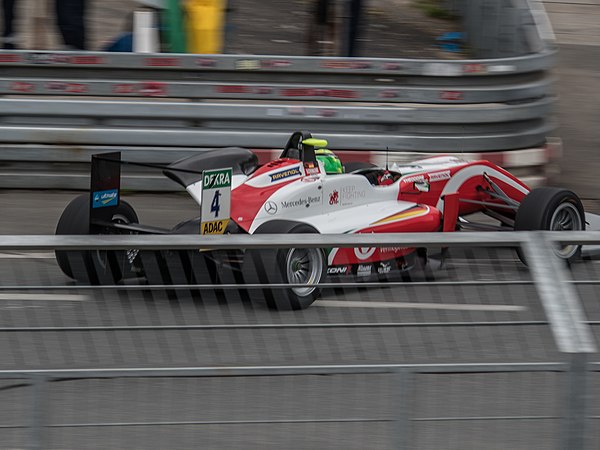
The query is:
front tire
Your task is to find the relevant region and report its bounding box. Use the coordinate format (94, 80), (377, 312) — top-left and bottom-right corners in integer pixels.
(243, 221), (326, 310)
(514, 187), (585, 264)
(55, 194), (140, 284)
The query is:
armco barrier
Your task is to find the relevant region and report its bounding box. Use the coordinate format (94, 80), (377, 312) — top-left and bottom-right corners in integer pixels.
(0, 3), (559, 190)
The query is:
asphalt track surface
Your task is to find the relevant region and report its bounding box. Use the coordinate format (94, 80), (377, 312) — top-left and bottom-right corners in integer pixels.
(2, 191), (600, 449)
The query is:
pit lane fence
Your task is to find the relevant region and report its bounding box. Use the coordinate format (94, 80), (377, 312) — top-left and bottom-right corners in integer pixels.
(0, 230), (599, 448)
(0, 1), (559, 189)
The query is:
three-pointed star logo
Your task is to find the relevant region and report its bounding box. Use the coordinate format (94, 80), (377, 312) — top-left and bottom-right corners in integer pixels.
(264, 201), (278, 215)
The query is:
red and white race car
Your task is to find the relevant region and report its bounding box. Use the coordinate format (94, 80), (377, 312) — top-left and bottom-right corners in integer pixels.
(55, 131), (585, 310)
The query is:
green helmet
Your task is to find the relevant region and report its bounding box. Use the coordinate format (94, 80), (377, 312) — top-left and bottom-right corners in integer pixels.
(315, 148), (343, 174)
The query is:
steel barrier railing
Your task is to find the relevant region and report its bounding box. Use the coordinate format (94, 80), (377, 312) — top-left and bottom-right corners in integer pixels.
(0, 362), (584, 450)
(0, 0), (561, 190)
(0, 230), (597, 448)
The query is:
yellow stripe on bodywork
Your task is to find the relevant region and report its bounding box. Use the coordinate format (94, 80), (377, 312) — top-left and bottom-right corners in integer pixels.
(371, 206), (429, 225)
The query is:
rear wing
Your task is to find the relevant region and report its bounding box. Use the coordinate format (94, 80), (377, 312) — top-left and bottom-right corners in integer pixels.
(89, 152), (121, 232)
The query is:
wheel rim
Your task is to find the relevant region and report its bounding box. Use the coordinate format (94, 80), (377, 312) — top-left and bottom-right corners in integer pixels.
(285, 248), (323, 297)
(95, 213), (132, 270)
(550, 202), (582, 259)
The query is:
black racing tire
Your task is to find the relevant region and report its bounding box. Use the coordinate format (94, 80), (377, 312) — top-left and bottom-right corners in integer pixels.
(242, 220), (326, 310)
(344, 161), (377, 173)
(55, 194), (140, 284)
(514, 187), (585, 264)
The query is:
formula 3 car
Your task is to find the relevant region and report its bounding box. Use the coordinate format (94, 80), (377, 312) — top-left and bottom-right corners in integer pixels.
(55, 131), (586, 309)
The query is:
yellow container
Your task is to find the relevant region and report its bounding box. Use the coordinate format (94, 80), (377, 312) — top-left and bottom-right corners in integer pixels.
(184, 0), (226, 54)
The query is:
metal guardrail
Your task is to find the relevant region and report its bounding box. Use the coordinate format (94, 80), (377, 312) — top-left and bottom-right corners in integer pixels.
(0, 362), (590, 450)
(0, 30), (558, 190)
(0, 230), (597, 448)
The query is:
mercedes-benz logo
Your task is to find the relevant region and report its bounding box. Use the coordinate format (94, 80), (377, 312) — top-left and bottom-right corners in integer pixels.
(264, 201), (278, 215)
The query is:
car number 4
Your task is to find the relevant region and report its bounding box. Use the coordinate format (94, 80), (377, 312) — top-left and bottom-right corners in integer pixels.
(211, 190), (221, 217)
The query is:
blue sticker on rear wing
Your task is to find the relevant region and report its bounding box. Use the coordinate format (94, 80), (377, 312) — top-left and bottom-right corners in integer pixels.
(92, 189), (119, 208)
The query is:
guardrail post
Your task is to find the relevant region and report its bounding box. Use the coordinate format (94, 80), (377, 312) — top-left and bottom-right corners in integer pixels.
(562, 353), (589, 450)
(395, 369), (413, 449)
(30, 374), (47, 450)
(521, 232), (596, 449)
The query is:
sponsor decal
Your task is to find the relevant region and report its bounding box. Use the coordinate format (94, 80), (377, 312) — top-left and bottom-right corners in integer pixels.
(402, 174), (426, 184)
(70, 56), (104, 65)
(379, 90), (399, 99)
(235, 59), (261, 70)
(269, 167), (302, 182)
(235, 59), (291, 70)
(139, 82), (167, 97)
(378, 262), (392, 274)
(201, 168), (231, 235)
(113, 84), (136, 94)
(92, 189), (118, 208)
(327, 266), (349, 275)
(203, 170), (231, 189)
(112, 82), (166, 96)
(10, 82), (34, 93)
(201, 220), (227, 234)
(27, 53), (70, 64)
(196, 58), (217, 67)
(357, 264), (372, 276)
(46, 82), (88, 93)
(304, 161), (320, 175)
(440, 90), (464, 101)
(380, 246), (409, 253)
(354, 247), (376, 260)
(463, 63), (487, 74)
(321, 61), (372, 70)
(260, 60), (291, 68)
(26, 53), (104, 65)
(429, 170), (451, 182)
(281, 88), (358, 99)
(302, 176), (319, 183)
(329, 190), (339, 205)
(340, 185), (365, 204)
(264, 201), (278, 215)
(144, 57), (180, 67)
(383, 62), (402, 70)
(281, 196), (321, 209)
(0, 54), (21, 63)
(216, 85), (250, 94)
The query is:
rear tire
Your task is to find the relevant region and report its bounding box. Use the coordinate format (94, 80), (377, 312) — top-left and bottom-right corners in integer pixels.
(514, 187), (585, 264)
(55, 194), (140, 284)
(243, 221), (326, 310)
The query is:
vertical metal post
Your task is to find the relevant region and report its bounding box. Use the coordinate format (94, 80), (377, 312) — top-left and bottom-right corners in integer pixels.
(31, 375), (46, 450)
(562, 353), (589, 450)
(522, 232), (596, 449)
(395, 369), (413, 449)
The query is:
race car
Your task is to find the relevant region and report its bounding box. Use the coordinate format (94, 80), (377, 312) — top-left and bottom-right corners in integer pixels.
(55, 131), (585, 310)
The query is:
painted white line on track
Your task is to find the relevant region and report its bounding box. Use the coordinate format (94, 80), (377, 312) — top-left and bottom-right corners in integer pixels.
(317, 300), (526, 312)
(0, 294), (88, 302)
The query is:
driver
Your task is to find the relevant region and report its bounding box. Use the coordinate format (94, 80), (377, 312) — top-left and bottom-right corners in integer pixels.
(315, 148), (343, 174)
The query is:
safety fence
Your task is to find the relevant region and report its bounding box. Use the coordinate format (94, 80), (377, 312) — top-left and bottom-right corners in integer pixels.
(0, 0), (560, 190)
(0, 230), (598, 448)
(0, 362), (592, 450)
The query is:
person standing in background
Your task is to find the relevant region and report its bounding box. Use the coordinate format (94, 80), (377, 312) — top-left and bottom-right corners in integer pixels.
(1, 0), (17, 49)
(55, 0), (86, 49)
